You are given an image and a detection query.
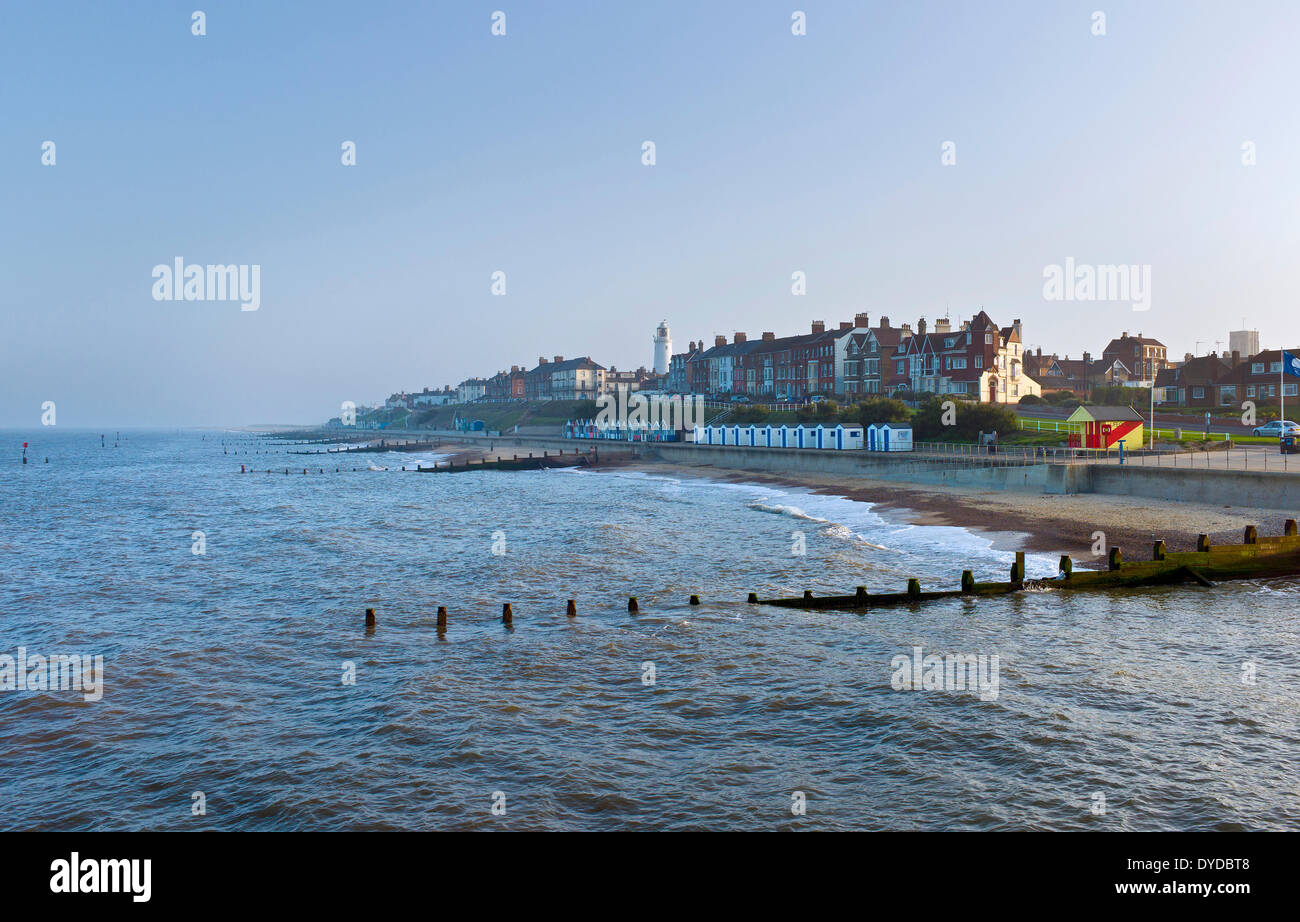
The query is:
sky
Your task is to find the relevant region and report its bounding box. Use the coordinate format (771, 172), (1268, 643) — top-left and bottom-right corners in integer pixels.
(2, 0), (1298, 426)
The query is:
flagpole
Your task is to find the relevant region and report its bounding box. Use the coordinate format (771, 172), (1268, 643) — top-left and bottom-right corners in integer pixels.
(1282, 347), (1285, 423)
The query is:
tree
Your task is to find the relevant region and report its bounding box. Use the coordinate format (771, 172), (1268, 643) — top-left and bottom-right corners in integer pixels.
(912, 397), (1019, 440)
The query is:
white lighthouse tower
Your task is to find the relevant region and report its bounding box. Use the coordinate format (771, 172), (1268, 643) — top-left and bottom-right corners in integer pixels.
(653, 320), (672, 375)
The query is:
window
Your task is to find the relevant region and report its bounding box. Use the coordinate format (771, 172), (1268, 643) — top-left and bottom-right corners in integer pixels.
(896, 360), (905, 374)
(985, 333), (993, 344)
(945, 337), (956, 348)
(1247, 386), (1256, 397)
(1252, 363), (1265, 373)
(975, 355), (983, 368)
(1192, 387), (1205, 399)
(1287, 384), (1298, 398)
(1271, 362), (1282, 373)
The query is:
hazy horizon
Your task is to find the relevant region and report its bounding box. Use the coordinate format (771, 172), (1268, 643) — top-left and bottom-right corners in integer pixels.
(4, 0), (1299, 427)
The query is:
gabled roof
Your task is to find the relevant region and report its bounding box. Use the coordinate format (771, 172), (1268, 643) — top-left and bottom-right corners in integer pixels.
(1066, 405), (1145, 423)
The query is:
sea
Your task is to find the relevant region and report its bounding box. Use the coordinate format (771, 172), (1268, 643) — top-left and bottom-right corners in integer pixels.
(2, 429), (1298, 830)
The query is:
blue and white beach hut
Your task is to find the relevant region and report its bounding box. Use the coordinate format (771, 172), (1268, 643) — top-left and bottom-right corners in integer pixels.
(834, 424), (864, 450)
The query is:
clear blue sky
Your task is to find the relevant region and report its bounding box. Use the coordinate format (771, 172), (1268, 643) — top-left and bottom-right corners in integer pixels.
(2, 0), (1298, 426)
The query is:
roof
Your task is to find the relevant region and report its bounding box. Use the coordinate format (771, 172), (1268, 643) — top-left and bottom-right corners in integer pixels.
(1066, 405), (1146, 423)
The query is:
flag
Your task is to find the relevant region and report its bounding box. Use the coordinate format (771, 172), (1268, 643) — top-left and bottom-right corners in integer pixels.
(1284, 350), (1300, 379)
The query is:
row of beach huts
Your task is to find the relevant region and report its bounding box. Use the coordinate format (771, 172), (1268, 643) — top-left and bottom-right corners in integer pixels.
(562, 419), (915, 451)
(689, 423), (913, 451)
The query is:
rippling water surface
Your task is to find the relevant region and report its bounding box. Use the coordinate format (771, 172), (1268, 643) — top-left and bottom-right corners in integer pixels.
(2, 430), (1299, 830)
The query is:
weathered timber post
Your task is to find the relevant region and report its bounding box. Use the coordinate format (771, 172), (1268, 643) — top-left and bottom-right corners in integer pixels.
(747, 592), (759, 603)
(436, 606), (447, 629)
(1197, 534), (1211, 552)
(961, 570), (975, 592)
(907, 578), (921, 598)
(1244, 525), (1258, 544)
(1286, 519), (1298, 537)
(627, 596), (638, 613)
(502, 603), (513, 624)
(1153, 540), (1166, 561)
(1059, 555), (1072, 578)
(1108, 546), (1123, 570)
(855, 586), (869, 603)
(1011, 552), (1025, 585)
(689, 594), (701, 605)
(802, 590), (814, 602)
(566, 599), (577, 617)
(365, 607), (376, 627)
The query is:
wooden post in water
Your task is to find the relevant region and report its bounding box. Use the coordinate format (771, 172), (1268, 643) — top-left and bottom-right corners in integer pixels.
(961, 570), (975, 592)
(1287, 519), (1298, 537)
(365, 607), (376, 627)
(437, 606), (447, 629)
(1011, 552), (1025, 585)
(1197, 534), (1211, 552)
(628, 596), (639, 613)
(566, 599), (577, 617)
(1108, 546), (1123, 570)
(502, 603), (513, 624)
(1244, 525), (1258, 544)
(689, 594), (700, 606)
(803, 590), (814, 602)
(747, 592), (759, 603)
(855, 586), (869, 604)
(1153, 540), (1166, 561)
(907, 578), (921, 598)
(1059, 555), (1072, 578)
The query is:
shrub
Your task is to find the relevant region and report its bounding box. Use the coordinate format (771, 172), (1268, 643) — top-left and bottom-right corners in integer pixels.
(912, 397), (1020, 440)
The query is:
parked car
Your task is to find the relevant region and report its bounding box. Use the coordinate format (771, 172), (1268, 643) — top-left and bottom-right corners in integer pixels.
(808, 395), (827, 404)
(1251, 420), (1300, 437)
(730, 394), (750, 403)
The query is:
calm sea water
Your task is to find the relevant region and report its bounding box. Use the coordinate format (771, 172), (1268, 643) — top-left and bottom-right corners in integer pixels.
(2, 430), (1299, 830)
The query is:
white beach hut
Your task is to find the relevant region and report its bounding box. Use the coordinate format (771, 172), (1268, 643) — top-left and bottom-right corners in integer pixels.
(834, 424), (864, 450)
(880, 424), (914, 452)
(758, 425), (774, 448)
(813, 425), (829, 449)
(866, 423), (880, 451)
(711, 425), (726, 445)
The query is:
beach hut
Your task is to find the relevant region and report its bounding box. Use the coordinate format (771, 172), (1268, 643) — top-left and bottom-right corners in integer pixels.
(834, 425), (864, 450)
(774, 425), (790, 448)
(741, 425), (756, 447)
(711, 426), (725, 445)
(813, 425), (830, 449)
(1066, 405), (1144, 450)
(880, 424), (914, 452)
(865, 424), (880, 451)
(691, 425), (705, 443)
(730, 425), (743, 446)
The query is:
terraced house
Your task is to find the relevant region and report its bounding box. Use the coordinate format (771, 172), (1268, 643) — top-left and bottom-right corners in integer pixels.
(895, 312), (1040, 403)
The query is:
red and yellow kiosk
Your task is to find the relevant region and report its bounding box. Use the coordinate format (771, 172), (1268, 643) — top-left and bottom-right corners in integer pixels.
(1065, 405), (1145, 450)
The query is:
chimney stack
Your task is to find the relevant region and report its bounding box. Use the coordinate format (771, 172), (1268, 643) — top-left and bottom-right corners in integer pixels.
(734, 332), (747, 343)
(935, 317), (951, 333)
(715, 334), (727, 347)
(879, 316), (890, 328)
(917, 318), (927, 335)
(762, 331), (775, 342)
(855, 312), (870, 328)
(839, 321), (852, 331)
(1232, 350), (1241, 366)
(554, 355), (563, 363)
(538, 357), (548, 365)
(811, 320), (825, 334)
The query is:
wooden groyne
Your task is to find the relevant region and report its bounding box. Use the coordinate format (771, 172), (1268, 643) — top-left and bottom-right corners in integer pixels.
(416, 451), (594, 473)
(289, 438), (442, 455)
(757, 522), (1300, 611)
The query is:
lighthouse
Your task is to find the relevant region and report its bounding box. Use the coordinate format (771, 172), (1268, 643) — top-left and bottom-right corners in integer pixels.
(653, 320), (672, 375)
